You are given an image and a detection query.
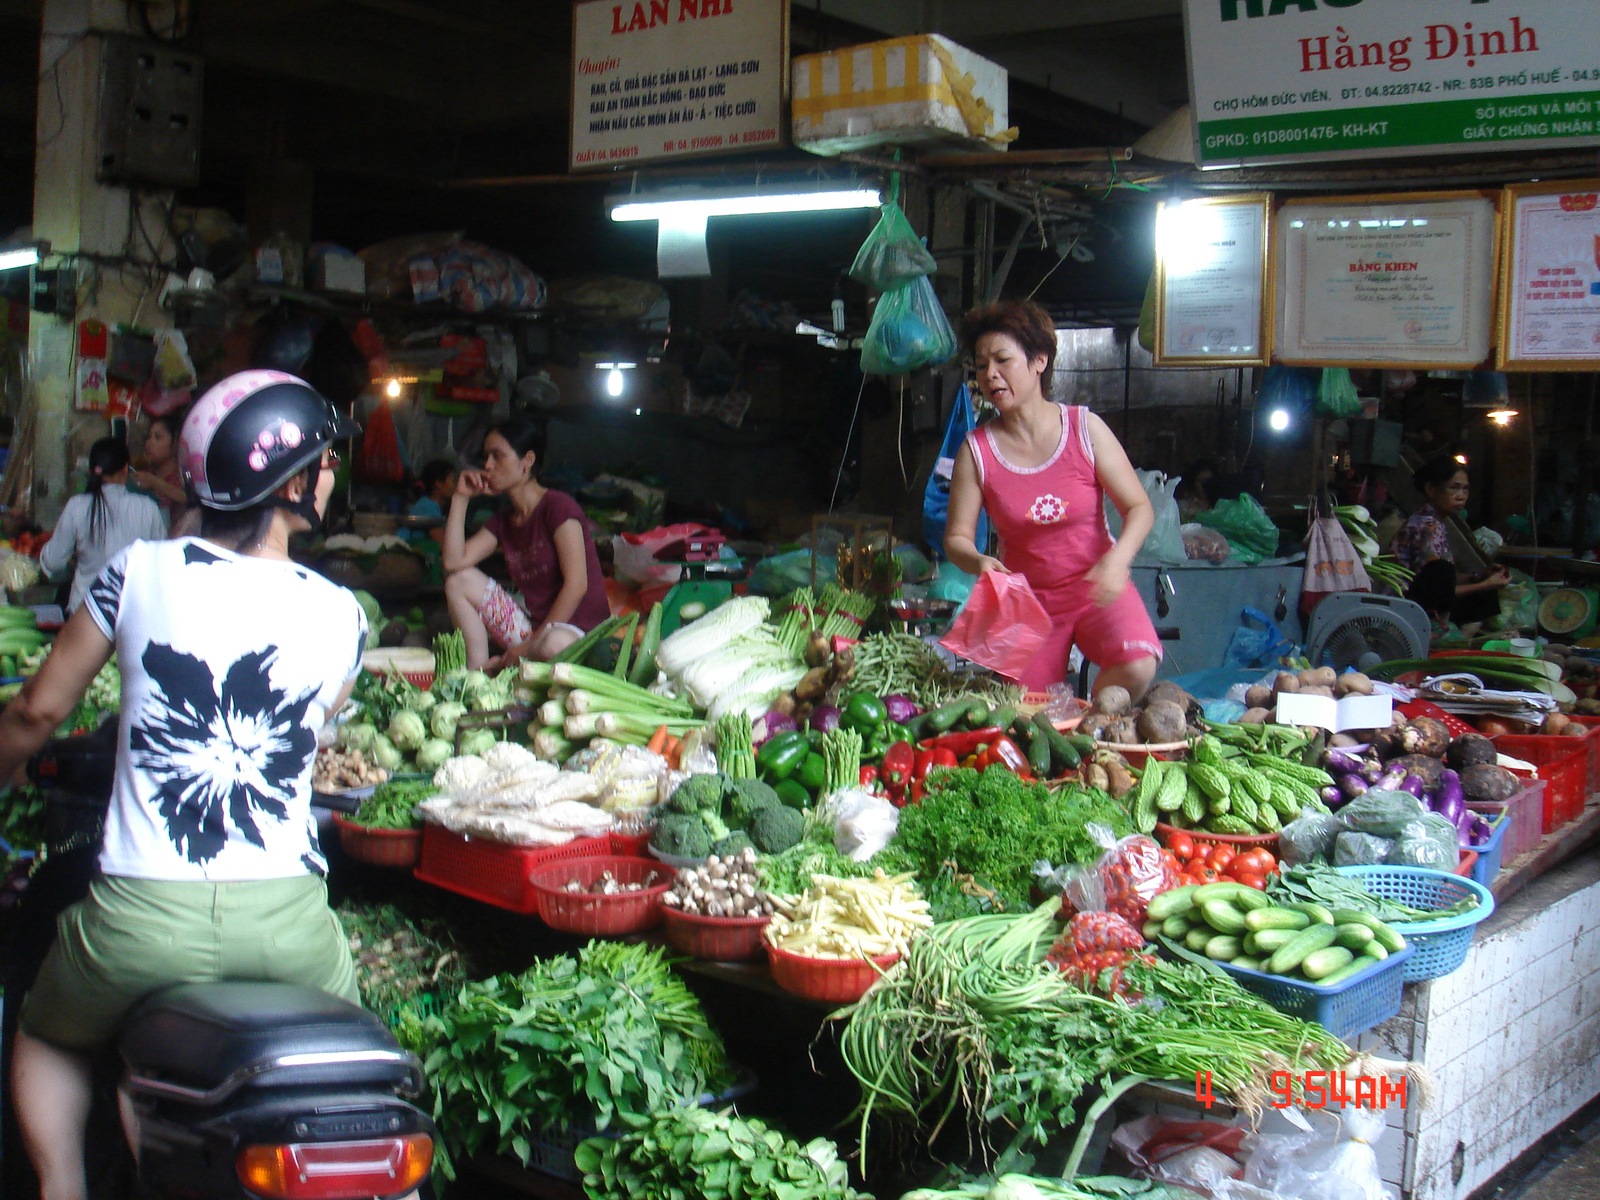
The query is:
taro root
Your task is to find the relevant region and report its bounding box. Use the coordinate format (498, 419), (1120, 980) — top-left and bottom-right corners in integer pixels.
(1137, 700), (1188, 744)
(1104, 715), (1140, 745)
(1146, 681), (1193, 712)
(1093, 685), (1132, 717)
(1461, 762), (1520, 803)
(1400, 717), (1452, 759)
(1389, 753), (1446, 791)
(1446, 733), (1499, 772)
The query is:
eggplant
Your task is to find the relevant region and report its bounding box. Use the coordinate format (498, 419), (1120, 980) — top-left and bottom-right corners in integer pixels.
(1435, 787), (1465, 828)
(1324, 748), (1367, 777)
(1339, 775), (1370, 800)
(883, 694), (919, 725)
(1359, 758), (1384, 784)
(1454, 808), (1475, 839)
(1321, 785), (1343, 806)
(1434, 768), (1465, 817)
(1375, 767), (1407, 792)
(1399, 774), (1428, 800)
(1470, 815), (1494, 846)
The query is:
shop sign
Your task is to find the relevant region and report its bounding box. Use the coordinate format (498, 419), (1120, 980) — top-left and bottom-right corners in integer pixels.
(1498, 179), (1600, 369)
(1182, 0), (1600, 167)
(570, 0), (788, 171)
(1275, 191), (1498, 367)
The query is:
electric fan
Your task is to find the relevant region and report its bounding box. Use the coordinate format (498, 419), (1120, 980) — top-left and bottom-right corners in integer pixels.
(1305, 593), (1431, 672)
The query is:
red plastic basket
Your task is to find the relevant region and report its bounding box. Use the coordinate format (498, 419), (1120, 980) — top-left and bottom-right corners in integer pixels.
(528, 856), (671, 936)
(1468, 778), (1545, 865)
(1491, 735), (1588, 833)
(414, 824), (616, 913)
(1155, 822), (1279, 851)
(402, 671), (435, 691)
(1398, 698), (1477, 739)
(764, 943), (900, 1004)
(1558, 715), (1600, 795)
(609, 832), (652, 857)
(1453, 850), (1477, 878)
(333, 815), (422, 869)
(662, 907), (770, 961)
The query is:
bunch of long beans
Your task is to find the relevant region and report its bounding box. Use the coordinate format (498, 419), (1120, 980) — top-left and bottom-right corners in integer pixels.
(852, 632), (1022, 709)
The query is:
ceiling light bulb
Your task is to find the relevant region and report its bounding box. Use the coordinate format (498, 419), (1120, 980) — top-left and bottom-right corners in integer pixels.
(606, 368), (624, 398)
(1454, 454), (1468, 464)
(1488, 409), (1517, 426)
(384, 379), (402, 399)
(1269, 408), (1291, 432)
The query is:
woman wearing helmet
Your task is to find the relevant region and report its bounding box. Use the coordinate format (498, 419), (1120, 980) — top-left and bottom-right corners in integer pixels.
(0, 370), (367, 1200)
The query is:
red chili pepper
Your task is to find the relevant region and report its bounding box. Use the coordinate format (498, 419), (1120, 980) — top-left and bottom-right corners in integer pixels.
(917, 727), (1003, 757)
(859, 764), (880, 791)
(909, 779), (925, 804)
(882, 741), (916, 790)
(914, 747), (958, 782)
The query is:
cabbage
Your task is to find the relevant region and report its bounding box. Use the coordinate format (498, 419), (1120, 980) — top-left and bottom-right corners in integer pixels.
(415, 738), (453, 773)
(405, 688), (437, 715)
(350, 590), (383, 649)
(369, 733), (404, 771)
(458, 729), (497, 757)
(387, 709), (427, 752)
(430, 700), (468, 742)
(338, 720), (376, 752)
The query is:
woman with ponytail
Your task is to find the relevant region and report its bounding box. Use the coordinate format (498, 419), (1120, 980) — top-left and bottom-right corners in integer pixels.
(39, 438), (166, 612)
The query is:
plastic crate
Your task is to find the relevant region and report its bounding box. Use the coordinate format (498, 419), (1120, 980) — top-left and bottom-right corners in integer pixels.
(528, 856), (671, 936)
(413, 824), (616, 913)
(1491, 734), (1587, 833)
(1561, 714), (1600, 794)
(1468, 778), (1544, 865)
(1217, 946), (1412, 1039)
(1453, 850), (1477, 878)
(1460, 810), (1507, 886)
(525, 1068), (759, 1182)
(1334, 865), (1495, 982)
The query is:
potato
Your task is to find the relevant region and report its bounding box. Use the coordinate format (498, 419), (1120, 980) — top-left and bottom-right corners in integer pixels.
(1300, 666), (1338, 689)
(1245, 684), (1275, 710)
(1299, 685), (1335, 698)
(1562, 723), (1588, 737)
(1274, 672), (1301, 694)
(1239, 707), (1271, 724)
(1146, 681), (1193, 711)
(1544, 712), (1571, 735)
(1137, 700), (1188, 743)
(1334, 672), (1374, 697)
(1297, 668), (1321, 689)
(1093, 685), (1132, 717)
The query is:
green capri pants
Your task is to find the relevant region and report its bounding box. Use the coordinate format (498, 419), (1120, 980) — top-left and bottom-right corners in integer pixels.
(20, 873), (359, 1054)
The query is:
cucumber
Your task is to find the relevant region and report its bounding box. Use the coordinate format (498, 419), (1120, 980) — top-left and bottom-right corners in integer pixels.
(1318, 953), (1379, 986)
(1336, 924), (1376, 952)
(1143, 919), (1166, 940)
(1330, 910), (1407, 953)
(1302, 946), (1355, 981)
(923, 701), (972, 734)
(1229, 888), (1270, 912)
(1287, 901), (1336, 925)
(961, 698), (993, 729)
(1267, 923), (1341, 976)
(1199, 900), (1247, 935)
(1027, 727), (1053, 778)
(987, 706), (1016, 736)
(1241, 932), (1261, 955)
(1204, 934), (1243, 961)
(1185, 928), (1212, 952)
(1192, 882), (1259, 908)
(1162, 914), (1194, 939)
(1031, 711), (1081, 771)
(1365, 940), (1389, 961)
(1146, 885), (1200, 922)
(1065, 732), (1096, 756)
(1250, 928), (1298, 954)
(1232, 955), (1265, 972)
(1245, 906), (1311, 933)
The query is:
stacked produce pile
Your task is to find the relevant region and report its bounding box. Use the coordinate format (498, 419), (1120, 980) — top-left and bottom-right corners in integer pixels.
(339, 656), (519, 777)
(1136, 726), (1333, 838)
(764, 871), (932, 960)
(1076, 679), (1202, 747)
(1237, 665), (1372, 726)
(335, 900), (470, 1026)
(419, 742), (624, 847)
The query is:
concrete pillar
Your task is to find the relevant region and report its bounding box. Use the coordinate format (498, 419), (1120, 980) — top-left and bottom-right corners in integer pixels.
(31, 0), (180, 524)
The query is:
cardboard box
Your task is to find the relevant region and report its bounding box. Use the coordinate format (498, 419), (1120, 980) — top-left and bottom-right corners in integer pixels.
(792, 33), (1009, 156)
(313, 253), (366, 295)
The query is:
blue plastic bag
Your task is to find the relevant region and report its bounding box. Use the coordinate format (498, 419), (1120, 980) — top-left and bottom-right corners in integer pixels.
(1223, 606), (1294, 670)
(923, 384), (991, 556)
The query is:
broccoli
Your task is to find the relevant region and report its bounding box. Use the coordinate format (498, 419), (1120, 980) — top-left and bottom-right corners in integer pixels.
(670, 773), (726, 817)
(725, 777), (780, 826)
(712, 832), (756, 858)
(702, 810), (730, 843)
(750, 806), (805, 855)
(652, 813), (712, 860)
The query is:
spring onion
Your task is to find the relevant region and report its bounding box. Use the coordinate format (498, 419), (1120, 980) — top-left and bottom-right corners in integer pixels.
(542, 662), (695, 716)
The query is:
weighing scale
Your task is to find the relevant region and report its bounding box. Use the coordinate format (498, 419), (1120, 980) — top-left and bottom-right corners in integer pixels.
(652, 530), (747, 636)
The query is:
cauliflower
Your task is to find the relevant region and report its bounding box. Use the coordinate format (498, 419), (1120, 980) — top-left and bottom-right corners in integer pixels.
(432, 755), (491, 794)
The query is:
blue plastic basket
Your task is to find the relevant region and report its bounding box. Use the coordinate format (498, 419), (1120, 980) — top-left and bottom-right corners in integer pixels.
(1461, 810), (1507, 886)
(1334, 865), (1495, 982)
(1217, 946), (1412, 1039)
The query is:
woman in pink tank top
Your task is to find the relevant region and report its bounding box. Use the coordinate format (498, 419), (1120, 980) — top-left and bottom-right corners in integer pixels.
(944, 300), (1162, 699)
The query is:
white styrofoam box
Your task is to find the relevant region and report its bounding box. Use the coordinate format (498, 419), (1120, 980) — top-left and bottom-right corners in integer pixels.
(314, 253), (365, 295)
(792, 33), (1008, 156)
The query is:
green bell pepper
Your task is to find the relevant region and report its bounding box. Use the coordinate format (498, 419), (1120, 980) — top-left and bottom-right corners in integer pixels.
(795, 751), (829, 792)
(774, 779), (811, 809)
(756, 730), (810, 782)
(840, 692), (888, 735)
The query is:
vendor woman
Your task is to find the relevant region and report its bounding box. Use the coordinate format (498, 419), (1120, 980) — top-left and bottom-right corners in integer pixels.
(944, 299), (1162, 700)
(443, 420), (609, 670)
(1394, 456), (1509, 628)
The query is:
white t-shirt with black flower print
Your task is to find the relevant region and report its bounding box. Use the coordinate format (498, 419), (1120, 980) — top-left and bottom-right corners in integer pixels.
(82, 537), (368, 881)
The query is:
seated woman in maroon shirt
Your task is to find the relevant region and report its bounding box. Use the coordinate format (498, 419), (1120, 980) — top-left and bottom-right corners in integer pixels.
(443, 420), (610, 670)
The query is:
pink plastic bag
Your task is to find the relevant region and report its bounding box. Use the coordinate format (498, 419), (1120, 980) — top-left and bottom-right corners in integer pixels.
(938, 570), (1052, 681)
(613, 523), (720, 586)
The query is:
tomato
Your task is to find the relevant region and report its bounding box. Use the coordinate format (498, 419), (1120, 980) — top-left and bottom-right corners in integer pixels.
(1160, 850), (1179, 873)
(1196, 866), (1220, 883)
(1168, 832), (1196, 861)
(1233, 872), (1268, 890)
(1207, 845), (1235, 870)
(1235, 848), (1274, 876)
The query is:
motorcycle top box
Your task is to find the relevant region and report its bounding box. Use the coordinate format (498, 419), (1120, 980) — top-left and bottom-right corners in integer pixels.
(120, 981), (434, 1200)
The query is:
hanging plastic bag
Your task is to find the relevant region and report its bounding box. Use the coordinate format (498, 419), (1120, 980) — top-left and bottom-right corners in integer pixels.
(1241, 1106), (1394, 1200)
(860, 274), (958, 375)
(1255, 364), (1319, 414)
(1223, 606), (1294, 670)
(849, 201), (937, 291)
(1107, 469), (1185, 565)
(355, 398), (406, 484)
(1304, 514), (1371, 604)
(938, 569), (1052, 681)
(1112, 1115), (1248, 1193)
(1195, 495), (1281, 564)
(922, 383), (991, 556)
(1315, 367), (1361, 417)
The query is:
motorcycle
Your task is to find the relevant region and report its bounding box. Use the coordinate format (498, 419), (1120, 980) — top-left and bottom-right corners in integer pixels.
(3, 723), (434, 1200)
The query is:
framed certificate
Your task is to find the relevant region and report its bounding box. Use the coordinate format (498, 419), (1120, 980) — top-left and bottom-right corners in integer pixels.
(1498, 180), (1600, 371)
(1276, 191), (1498, 368)
(1153, 193), (1272, 366)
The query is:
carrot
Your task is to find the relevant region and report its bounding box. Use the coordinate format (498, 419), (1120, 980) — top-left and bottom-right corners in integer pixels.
(647, 724), (671, 755)
(664, 735), (682, 770)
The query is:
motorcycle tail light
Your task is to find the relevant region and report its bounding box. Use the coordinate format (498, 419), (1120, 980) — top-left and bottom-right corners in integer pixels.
(237, 1133), (432, 1199)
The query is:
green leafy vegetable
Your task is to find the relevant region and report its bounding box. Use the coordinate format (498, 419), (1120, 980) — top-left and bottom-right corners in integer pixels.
(352, 779), (435, 830)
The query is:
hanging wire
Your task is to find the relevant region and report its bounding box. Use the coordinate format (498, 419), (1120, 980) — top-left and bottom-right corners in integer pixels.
(829, 373), (868, 512)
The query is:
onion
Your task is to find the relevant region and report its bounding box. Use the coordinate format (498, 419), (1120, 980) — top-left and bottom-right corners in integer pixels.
(883, 694), (919, 725)
(759, 712), (797, 743)
(807, 704), (842, 734)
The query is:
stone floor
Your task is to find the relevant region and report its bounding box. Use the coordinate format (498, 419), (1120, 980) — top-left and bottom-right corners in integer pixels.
(1475, 1092), (1600, 1200)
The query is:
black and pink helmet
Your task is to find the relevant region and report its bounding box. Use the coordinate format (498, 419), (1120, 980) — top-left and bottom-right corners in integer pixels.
(179, 370), (357, 511)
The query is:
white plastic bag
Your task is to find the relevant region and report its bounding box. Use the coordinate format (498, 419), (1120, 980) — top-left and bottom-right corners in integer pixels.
(1107, 470), (1186, 565)
(822, 788), (900, 861)
(1239, 1107), (1394, 1200)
